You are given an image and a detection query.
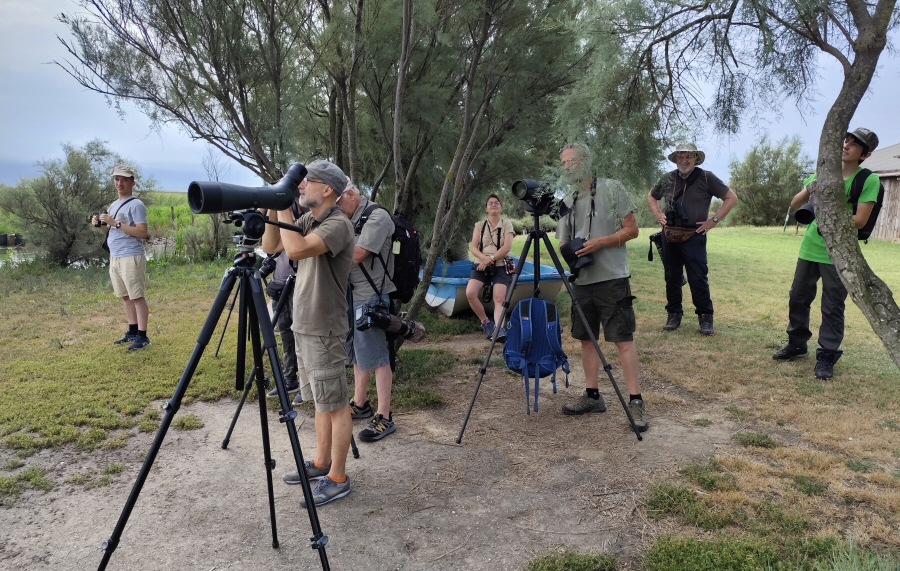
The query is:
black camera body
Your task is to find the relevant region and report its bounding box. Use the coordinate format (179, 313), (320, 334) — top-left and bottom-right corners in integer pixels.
(511, 179), (569, 219)
(94, 210), (108, 227)
(258, 254), (278, 279)
(355, 300), (389, 332)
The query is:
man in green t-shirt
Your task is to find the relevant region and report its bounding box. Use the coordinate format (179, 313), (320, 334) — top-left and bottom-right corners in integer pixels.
(773, 128), (880, 380)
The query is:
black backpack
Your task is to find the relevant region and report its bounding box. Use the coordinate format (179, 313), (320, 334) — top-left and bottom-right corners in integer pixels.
(849, 168), (885, 242)
(354, 204), (422, 303)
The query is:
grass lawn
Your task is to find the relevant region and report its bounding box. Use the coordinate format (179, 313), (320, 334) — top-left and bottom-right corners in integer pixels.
(0, 226), (898, 568)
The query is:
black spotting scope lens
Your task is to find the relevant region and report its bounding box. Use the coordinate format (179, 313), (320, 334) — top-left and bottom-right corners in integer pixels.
(188, 163), (307, 214)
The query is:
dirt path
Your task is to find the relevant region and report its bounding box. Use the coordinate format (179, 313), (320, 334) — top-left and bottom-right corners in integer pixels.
(0, 333), (741, 570)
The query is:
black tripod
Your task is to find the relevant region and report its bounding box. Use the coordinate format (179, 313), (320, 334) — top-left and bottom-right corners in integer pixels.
(97, 242), (331, 571)
(457, 210), (644, 443)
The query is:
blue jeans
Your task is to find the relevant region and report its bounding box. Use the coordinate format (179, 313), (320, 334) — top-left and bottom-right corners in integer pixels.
(661, 233), (712, 315)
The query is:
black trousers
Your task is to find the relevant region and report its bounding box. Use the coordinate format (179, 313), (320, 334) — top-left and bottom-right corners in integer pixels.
(786, 259), (847, 352)
(270, 288), (298, 383)
(661, 233), (713, 315)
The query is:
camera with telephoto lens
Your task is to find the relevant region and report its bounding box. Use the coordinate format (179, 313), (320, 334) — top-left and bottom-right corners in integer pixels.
(355, 300), (426, 342)
(258, 254), (278, 279)
(511, 180), (570, 219)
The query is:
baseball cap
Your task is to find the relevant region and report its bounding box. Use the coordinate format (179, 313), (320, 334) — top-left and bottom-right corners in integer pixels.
(305, 160), (348, 194)
(846, 128), (878, 153)
(112, 164), (136, 178)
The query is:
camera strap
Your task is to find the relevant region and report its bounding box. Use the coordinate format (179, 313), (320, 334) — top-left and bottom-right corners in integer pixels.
(480, 220), (502, 251)
(111, 197), (137, 224)
(568, 178), (596, 240)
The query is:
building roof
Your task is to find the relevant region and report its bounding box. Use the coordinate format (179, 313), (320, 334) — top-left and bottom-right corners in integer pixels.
(862, 142), (900, 176)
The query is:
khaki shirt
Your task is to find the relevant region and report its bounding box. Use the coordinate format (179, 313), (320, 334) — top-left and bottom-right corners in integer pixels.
(472, 218), (514, 266)
(291, 205), (355, 337)
(349, 197), (396, 301)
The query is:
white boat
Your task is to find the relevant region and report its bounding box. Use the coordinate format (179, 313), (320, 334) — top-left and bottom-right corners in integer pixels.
(424, 257), (566, 317)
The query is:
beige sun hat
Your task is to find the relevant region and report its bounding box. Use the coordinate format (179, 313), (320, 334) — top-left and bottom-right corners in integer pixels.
(112, 164), (137, 178)
(667, 143), (705, 166)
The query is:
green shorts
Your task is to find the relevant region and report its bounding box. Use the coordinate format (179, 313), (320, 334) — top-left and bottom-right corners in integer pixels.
(294, 333), (349, 413)
(571, 278), (637, 343)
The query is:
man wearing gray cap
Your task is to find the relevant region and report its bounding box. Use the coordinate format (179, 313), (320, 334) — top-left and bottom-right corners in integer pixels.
(774, 128), (881, 380)
(648, 143), (738, 336)
(92, 164), (151, 350)
(263, 159), (356, 506)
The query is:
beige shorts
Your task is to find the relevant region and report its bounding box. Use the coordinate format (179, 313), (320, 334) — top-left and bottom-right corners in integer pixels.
(293, 333), (349, 413)
(110, 255), (147, 299)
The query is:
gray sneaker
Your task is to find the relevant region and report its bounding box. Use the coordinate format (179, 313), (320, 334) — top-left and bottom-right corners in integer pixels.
(299, 475), (351, 507)
(349, 400), (373, 420)
(481, 320), (496, 339)
(562, 394), (607, 415)
(629, 399), (649, 432)
(359, 414), (396, 442)
(283, 460), (330, 484)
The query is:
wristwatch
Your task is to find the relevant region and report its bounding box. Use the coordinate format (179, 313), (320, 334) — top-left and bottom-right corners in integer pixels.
(115, 222), (122, 229)
(712, 216), (719, 223)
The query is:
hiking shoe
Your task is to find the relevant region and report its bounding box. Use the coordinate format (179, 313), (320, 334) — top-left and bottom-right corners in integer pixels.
(359, 414), (396, 442)
(494, 324), (507, 343)
(292, 393), (305, 406)
(283, 460), (331, 484)
(114, 332), (138, 345)
(562, 394), (607, 415)
(629, 399), (649, 432)
(773, 344), (808, 360)
(662, 313), (682, 331)
(481, 320), (496, 339)
(350, 400), (373, 420)
(128, 337), (151, 351)
(814, 359), (835, 380)
(266, 380), (300, 397)
(299, 475), (351, 507)
(699, 314), (714, 336)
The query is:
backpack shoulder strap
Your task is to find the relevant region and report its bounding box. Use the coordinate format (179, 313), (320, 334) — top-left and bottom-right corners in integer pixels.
(354, 203), (382, 234)
(849, 168), (873, 211)
(520, 298), (534, 359)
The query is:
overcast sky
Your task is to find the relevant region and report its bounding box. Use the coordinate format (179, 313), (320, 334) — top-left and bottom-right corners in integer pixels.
(2, 0), (898, 191)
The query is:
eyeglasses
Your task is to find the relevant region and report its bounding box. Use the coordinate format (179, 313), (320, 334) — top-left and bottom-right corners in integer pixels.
(304, 177), (324, 185)
(487, 201), (502, 206)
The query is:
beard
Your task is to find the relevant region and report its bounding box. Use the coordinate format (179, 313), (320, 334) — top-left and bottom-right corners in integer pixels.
(299, 195), (322, 210)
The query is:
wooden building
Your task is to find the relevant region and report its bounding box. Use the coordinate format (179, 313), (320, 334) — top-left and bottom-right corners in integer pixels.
(862, 142), (900, 241)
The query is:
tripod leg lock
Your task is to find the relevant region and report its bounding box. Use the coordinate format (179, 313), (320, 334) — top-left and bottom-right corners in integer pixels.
(603, 364), (613, 373)
(266, 458), (276, 470)
(310, 533), (329, 549)
(279, 410), (298, 423)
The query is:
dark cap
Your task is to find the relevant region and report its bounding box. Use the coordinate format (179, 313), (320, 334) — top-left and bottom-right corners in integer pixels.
(305, 159), (348, 195)
(847, 128), (878, 153)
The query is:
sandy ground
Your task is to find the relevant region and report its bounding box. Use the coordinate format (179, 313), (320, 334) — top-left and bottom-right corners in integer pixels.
(0, 334), (742, 571)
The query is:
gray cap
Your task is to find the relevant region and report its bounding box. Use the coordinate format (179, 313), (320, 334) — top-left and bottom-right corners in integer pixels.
(112, 164), (136, 178)
(847, 128), (878, 153)
(305, 159), (348, 195)
(667, 143), (705, 166)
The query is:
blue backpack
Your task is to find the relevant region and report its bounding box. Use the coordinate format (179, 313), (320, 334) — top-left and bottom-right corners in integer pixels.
(503, 297), (570, 413)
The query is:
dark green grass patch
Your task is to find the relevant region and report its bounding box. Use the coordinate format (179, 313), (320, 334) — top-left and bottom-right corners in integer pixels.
(845, 458), (877, 473)
(734, 432), (779, 449)
(681, 459), (739, 492)
(391, 348), (455, 409)
(172, 414), (204, 431)
(0, 466), (53, 505)
(646, 535), (781, 571)
(526, 551), (617, 571)
(792, 475), (828, 496)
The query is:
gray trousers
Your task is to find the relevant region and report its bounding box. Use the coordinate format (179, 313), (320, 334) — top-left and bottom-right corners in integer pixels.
(786, 259), (847, 352)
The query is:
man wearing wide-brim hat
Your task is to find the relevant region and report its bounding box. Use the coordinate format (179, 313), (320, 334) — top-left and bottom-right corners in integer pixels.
(647, 143), (739, 336)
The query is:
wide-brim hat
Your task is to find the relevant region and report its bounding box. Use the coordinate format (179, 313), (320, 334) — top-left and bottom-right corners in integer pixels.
(667, 143), (705, 166)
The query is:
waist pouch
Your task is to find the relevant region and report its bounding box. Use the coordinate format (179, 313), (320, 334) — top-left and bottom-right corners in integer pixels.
(663, 225), (697, 244)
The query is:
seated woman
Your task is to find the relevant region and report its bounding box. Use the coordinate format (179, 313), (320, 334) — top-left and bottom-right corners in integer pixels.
(465, 194), (516, 341)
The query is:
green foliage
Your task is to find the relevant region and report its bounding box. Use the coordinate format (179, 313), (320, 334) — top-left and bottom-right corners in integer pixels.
(681, 459), (739, 492)
(172, 414), (204, 431)
(526, 551), (618, 571)
(734, 432), (779, 449)
(646, 535), (781, 571)
(791, 475), (827, 496)
(0, 140), (136, 267)
(728, 136), (813, 226)
(813, 542), (900, 571)
(392, 349), (455, 409)
(0, 466), (53, 505)
(646, 483), (738, 529)
(845, 459), (877, 473)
